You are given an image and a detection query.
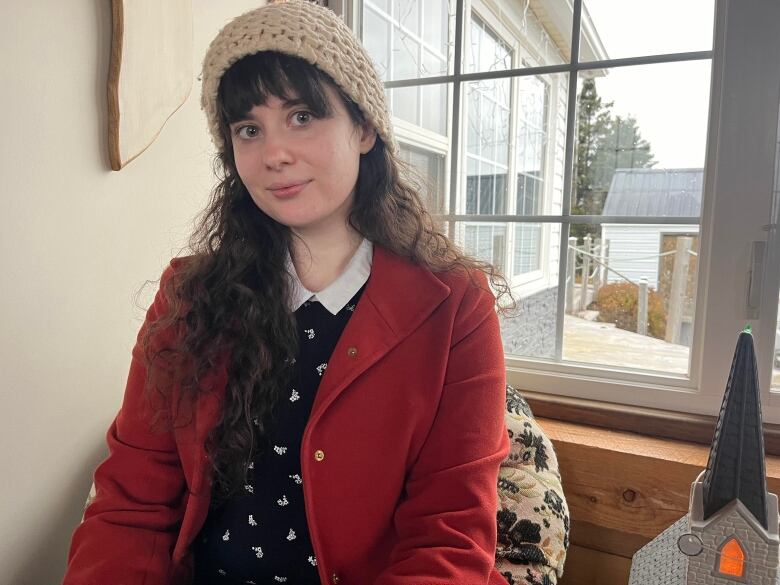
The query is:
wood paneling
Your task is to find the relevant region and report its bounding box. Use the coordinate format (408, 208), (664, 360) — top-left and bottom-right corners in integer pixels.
(558, 545), (632, 585)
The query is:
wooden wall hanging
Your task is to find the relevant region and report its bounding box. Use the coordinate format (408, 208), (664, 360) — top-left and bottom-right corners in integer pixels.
(107, 0), (193, 170)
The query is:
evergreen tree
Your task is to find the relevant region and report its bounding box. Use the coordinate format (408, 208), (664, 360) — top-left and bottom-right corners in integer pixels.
(572, 77), (656, 241)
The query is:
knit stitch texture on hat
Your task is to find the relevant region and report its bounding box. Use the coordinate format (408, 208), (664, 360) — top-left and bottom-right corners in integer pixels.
(200, 0), (397, 155)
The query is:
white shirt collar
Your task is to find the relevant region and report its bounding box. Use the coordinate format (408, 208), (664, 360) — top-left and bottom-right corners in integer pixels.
(285, 238), (373, 315)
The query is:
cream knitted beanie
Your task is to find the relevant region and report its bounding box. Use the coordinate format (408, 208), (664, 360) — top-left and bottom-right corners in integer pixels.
(200, 0), (397, 155)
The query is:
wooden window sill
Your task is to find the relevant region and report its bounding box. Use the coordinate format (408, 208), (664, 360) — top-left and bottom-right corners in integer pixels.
(538, 416), (780, 585)
(521, 388), (780, 455)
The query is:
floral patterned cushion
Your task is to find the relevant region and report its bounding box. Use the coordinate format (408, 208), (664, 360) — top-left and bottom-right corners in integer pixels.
(495, 384), (570, 585)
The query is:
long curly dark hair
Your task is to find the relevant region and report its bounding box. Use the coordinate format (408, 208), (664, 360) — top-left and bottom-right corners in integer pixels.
(141, 51), (517, 508)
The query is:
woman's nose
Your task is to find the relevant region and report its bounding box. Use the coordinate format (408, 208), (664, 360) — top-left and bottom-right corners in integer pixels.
(262, 133), (294, 169)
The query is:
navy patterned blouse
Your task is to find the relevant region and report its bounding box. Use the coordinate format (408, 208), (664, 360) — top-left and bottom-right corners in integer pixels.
(192, 283), (366, 584)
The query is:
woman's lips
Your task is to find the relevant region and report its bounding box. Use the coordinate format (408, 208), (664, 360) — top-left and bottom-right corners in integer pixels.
(269, 181), (310, 198)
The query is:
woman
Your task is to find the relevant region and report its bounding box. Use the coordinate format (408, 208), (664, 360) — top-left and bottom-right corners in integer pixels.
(64, 1), (516, 583)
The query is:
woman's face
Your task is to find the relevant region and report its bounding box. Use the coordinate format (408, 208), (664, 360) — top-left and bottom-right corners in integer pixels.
(228, 83), (376, 237)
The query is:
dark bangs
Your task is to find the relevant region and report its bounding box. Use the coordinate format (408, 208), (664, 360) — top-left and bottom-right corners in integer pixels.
(217, 51), (364, 131)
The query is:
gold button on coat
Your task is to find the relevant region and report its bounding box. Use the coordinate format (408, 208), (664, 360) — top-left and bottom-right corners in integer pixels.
(314, 449), (325, 462)
(331, 573), (340, 584)
(346, 346), (358, 357)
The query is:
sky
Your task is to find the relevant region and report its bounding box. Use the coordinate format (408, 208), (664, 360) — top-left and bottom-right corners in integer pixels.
(582, 0), (716, 169)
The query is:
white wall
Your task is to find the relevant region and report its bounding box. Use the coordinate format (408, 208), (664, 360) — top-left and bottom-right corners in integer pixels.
(0, 2), (261, 583)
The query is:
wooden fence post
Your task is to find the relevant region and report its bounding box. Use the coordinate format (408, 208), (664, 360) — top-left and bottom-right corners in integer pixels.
(566, 237), (577, 314)
(665, 237), (693, 344)
(638, 278), (648, 336)
(580, 235), (592, 311)
(593, 238), (602, 294)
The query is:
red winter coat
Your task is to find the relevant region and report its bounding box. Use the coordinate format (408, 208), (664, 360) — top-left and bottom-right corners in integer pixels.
(64, 244), (511, 585)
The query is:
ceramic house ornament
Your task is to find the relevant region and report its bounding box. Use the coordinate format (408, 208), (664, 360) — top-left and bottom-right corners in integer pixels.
(629, 329), (780, 584)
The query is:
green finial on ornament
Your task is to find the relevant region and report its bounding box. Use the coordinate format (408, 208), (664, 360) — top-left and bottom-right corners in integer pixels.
(743, 324), (752, 334)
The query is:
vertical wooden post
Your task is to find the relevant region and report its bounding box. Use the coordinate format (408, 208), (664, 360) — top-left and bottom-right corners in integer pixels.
(580, 235), (592, 311)
(638, 278), (648, 336)
(593, 238), (602, 295)
(665, 237), (693, 344)
(566, 237), (577, 314)
(603, 240), (611, 286)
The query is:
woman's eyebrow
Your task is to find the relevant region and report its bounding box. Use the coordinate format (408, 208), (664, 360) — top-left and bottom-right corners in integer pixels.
(281, 97), (308, 109)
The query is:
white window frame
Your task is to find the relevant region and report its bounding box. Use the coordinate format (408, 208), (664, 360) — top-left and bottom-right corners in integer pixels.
(343, 0), (780, 422)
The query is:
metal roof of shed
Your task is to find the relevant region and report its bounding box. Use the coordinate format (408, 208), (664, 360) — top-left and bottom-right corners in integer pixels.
(601, 168), (704, 217)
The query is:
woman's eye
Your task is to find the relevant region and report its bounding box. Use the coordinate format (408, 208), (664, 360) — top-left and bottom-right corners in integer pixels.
(293, 111), (312, 125)
(235, 125), (258, 139)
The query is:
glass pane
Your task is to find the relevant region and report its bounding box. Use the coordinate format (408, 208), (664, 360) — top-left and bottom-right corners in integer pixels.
(393, 25), (420, 80)
(363, 6), (390, 81)
(421, 83), (446, 134)
(368, 0), (390, 13)
(464, 79), (510, 215)
(562, 224), (698, 375)
(362, 0), (455, 80)
(463, 71), (568, 217)
(468, 14), (512, 74)
(513, 223), (542, 275)
(466, 1), (572, 74)
(461, 223), (508, 274)
(582, 0), (715, 62)
(572, 62), (711, 217)
(395, 0), (420, 36)
(422, 0), (448, 55)
(391, 85), (417, 126)
(399, 143), (448, 215)
(388, 82), (449, 136)
(451, 221), (562, 359)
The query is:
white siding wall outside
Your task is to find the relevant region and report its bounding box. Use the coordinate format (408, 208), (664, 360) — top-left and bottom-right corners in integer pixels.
(543, 74), (568, 291)
(602, 224), (699, 288)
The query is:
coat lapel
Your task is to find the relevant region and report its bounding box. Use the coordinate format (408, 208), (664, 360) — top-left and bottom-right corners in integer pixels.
(308, 244), (451, 423)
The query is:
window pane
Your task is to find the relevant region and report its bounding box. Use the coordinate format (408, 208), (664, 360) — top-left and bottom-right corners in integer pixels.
(516, 75), (549, 215)
(368, 0), (390, 13)
(392, 25), (419, 80)
(422, 0), (449, 55)
(582, 0), (715, 62)
(399, 143), (448, 215)
(464, 80), (510, 215)
(563, 224), (698, 375)
(388, 81), (449, 136)
(466, 1), (572, 73)
(391, 85), (418, 126)
(363, 6), (390, 81)
(513, 223), (542, 275)
(468, 14), (512, 74)
(362, 0), (455, 80)
(462, 223), (508, 274)
(421, 82), (446, 134)
(572, 62), (711, 217)
(394, 0), (420, 36)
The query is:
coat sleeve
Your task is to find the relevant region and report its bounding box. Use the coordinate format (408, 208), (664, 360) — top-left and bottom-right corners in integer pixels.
(373, 271), (510, 585)
(63, 263), (188, 585)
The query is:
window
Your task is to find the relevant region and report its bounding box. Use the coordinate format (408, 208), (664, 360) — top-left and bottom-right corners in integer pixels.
(717, 538), (745, 578)
(514, 74), (549, 277)
(399, 143), (447, 214)
(351, 0), (780, 421)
